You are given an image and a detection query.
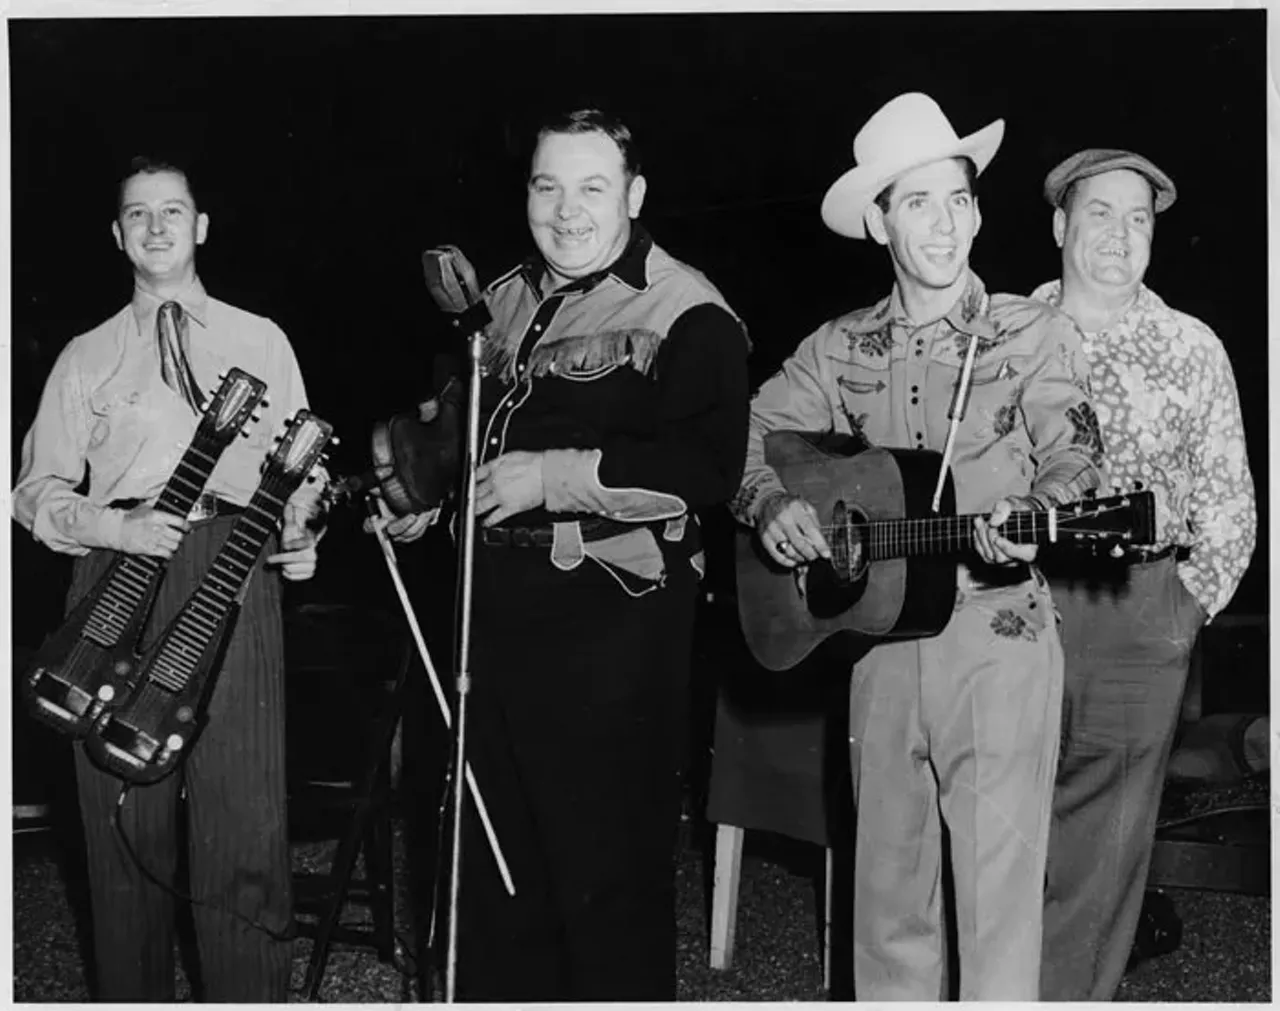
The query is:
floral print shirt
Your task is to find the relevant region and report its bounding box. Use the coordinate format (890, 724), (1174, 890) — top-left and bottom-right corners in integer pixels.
(1030, 280), (1256, 620)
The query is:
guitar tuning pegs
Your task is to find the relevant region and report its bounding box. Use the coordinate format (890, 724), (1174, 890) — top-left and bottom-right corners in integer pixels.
(329, 435), (341, 447)
(260, 396), (271, 409)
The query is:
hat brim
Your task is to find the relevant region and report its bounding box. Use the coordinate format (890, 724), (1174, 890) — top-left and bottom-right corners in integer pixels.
(821, 118), (1005, 240)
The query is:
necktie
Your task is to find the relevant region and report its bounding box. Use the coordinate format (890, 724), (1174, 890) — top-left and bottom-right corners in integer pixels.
(156, 301), (206, 415)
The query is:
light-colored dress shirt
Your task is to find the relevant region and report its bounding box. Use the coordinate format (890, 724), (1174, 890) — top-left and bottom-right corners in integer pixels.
(1030, 280), (1256, 619)
(13, 279), (313, 556)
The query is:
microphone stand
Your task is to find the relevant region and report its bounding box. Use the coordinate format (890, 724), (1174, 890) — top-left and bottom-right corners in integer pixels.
(444, 302), (490, 1003)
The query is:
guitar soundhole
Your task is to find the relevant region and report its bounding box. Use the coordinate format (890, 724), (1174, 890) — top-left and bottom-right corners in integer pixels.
(828, 500), (868, 584)
(804, 500), (869, 621)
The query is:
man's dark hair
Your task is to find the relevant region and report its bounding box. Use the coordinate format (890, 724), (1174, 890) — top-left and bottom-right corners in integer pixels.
(117, 155), (198, 215)
(532, 108), (642, 181)
(873, 155), (978, 215)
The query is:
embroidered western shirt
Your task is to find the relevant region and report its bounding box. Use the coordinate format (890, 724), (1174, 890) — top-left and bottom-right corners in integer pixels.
(733, 271), (1104, 529)
(476, 223), (750, 577)
(13, 279), (314, 556)
(1030, 280), (1256, 619)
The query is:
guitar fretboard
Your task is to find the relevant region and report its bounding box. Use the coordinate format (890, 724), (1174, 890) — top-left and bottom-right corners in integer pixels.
(851, 511), (1056, 563)
(143, 475), (295, 693)
(81, 439), (222, 647)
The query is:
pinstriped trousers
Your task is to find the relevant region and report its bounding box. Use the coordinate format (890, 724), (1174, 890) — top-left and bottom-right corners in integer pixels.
(68, 515), (293, 1002)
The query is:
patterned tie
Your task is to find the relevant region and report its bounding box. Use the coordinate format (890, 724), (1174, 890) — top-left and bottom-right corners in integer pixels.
(156, 301), (206, 414)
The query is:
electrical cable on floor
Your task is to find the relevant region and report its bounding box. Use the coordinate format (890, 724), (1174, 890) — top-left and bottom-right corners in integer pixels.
(112, 784), (297, 944)
(1154, 800), (1270, 833)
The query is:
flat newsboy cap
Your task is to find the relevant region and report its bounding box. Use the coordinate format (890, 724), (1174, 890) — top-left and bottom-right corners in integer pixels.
(1043, 148), (1177, 213)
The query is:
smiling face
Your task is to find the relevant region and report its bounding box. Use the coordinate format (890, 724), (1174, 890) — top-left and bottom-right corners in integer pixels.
(112, 169), (208, 289)
(866, 157), (981, 300)
(1054, 168), (1154, 300)
(527, 129), (646, 287)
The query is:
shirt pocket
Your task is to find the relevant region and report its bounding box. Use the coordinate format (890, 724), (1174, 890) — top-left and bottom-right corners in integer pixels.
(966, 355), (1031, 440)
(832, 353), (892, 441)
(558, 361), (625, 382)
(86, 383), (164, 451)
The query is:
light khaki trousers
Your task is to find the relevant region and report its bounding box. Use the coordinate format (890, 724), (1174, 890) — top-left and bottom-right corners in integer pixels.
(848, 569), (1063, 1001)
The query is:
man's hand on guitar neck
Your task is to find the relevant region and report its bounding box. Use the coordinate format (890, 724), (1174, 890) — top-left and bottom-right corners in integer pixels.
(756, 492), (832, 569)
(117, 504), (190, 559)
(973, 497), (1039, 566)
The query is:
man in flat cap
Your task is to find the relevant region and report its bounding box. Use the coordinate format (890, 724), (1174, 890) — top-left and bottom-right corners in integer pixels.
(732, 93), (1104, 1000)
(1032, 149), (1257, 1000)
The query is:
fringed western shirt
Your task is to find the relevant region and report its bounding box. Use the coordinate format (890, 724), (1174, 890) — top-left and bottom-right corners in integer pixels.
(478, 224), (750, 584)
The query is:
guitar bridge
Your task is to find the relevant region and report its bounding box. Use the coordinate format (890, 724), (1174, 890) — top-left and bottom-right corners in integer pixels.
(29, 670), (98, 722)
(97, 717), (159, 767)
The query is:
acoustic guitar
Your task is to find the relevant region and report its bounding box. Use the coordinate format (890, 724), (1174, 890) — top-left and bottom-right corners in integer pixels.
(84, 409), (334, 785)
(737, 431), (1156, 672)
(21, 368), (268, 737)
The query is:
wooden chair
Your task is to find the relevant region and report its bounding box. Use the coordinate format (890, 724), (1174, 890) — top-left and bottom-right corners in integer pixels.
(710, 823), (839, 987)
(703, 670), (852, 991)
(285, 603), (415, 1001)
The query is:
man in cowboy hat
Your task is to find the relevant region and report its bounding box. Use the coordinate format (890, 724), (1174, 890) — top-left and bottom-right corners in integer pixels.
(1032, 149), (1256, 1000)
(731, 92), (1105, 1000)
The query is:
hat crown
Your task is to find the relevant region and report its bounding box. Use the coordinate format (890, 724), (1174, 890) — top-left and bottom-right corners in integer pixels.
(853, 92), (963, 172)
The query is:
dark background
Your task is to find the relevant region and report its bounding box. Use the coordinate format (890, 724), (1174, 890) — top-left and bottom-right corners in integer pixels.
(9, 9), (1268, 648)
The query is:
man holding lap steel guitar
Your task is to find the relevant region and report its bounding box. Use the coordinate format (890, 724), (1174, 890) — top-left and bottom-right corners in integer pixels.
(12, 156), (322, 1001)
(730, 93), (1105, 1000)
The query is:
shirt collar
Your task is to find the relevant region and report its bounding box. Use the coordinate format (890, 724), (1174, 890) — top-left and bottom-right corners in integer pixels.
(521, 222), (654, 298)
(131, 276), (210, 331)
(845, 270), (992, 339)
(1030, 279), (1163, 333)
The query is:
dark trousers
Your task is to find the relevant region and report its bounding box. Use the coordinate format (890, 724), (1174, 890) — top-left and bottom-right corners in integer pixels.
(448, 542), (698, 1002)
(69, 517), (293, 1002)
(1040, 555), (1204, 1000)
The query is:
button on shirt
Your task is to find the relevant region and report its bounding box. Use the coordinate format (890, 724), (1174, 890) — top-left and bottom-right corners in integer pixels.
(13, 280), (312, 555)
(1030, 280), (1256, 619)
(734, 272), (1105, 526)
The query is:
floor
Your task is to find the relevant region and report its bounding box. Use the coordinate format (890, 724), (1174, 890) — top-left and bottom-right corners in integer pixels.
(11, 806), (1271, 1003)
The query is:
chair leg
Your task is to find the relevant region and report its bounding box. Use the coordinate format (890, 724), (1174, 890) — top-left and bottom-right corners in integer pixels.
(302, 797), (373, 1001)
(823, 846), (834, 990)
(709, 823), (745, 970)
(364, 792), (396, 962)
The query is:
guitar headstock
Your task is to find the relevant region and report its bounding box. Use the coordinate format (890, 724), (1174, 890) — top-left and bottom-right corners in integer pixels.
(195, 368), (269, 446)
(1055, 489), (1156, 548)
(265, 410), (335, 490)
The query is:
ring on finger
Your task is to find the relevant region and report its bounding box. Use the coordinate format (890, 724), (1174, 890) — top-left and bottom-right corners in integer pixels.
(777, 539), (791, 553)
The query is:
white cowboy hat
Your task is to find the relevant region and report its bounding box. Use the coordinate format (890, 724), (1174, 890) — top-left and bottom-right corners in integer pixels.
(821, 92), (1005, 239)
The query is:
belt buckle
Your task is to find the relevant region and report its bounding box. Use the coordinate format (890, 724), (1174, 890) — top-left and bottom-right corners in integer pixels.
(187, 492), (218, 523)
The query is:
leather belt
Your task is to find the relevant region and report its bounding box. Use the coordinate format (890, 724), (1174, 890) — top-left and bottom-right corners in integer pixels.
(1120, 544), (1180, 566)
(108, 492), (245, 523)
(481, 516), (641, 548)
